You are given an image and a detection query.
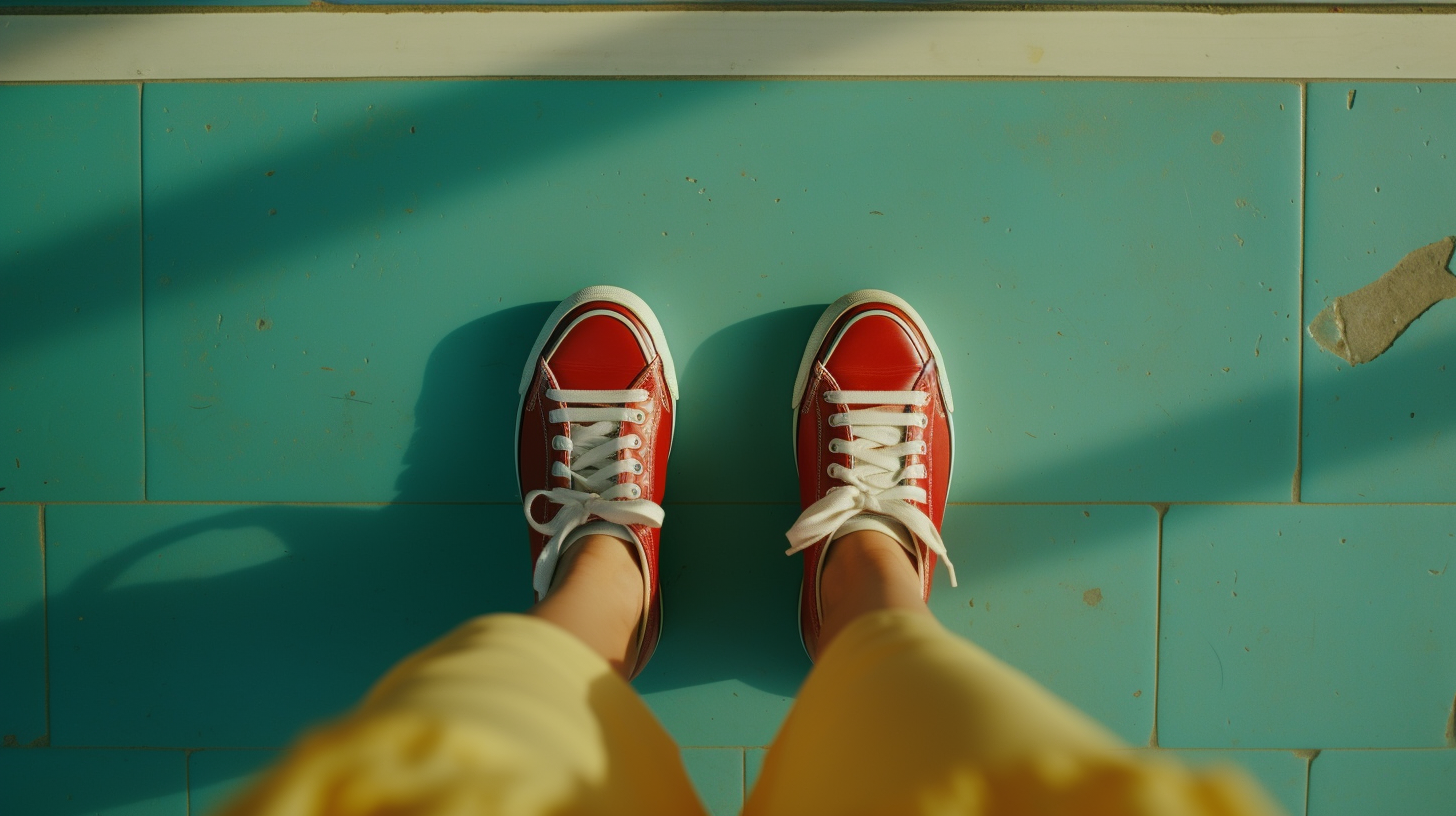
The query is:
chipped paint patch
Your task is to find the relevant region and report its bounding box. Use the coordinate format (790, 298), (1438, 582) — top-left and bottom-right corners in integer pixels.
(1308, 236), (1456, 366)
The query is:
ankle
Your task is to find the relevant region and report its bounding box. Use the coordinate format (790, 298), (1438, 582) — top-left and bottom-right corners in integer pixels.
(553, 534), (644, 621)
(816, 530), (930, 656)
(529, 534), (645, 677)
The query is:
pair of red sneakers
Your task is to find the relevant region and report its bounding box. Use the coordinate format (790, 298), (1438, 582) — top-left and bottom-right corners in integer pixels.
(518, 287), (956, 678)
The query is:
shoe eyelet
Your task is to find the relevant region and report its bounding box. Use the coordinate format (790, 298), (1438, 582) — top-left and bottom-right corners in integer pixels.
(632, 461), (644, 474)
(629, 485), (641, 498)
(629, 437), (642, 449)
(828, 414), (844, 427)
(632, 410), (646, 423)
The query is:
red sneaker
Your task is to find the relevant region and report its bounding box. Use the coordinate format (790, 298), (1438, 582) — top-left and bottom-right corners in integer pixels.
(517, 286), (678, 679)
(787, 290), (956, 659)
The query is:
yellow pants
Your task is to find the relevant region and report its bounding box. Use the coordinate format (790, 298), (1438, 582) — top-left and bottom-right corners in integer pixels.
(219, 611), (1280, 816)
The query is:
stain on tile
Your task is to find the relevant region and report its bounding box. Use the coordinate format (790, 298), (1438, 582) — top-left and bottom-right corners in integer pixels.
(929, 505), (1159, 744)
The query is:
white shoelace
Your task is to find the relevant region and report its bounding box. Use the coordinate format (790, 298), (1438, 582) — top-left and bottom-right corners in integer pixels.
(523, 388), (663, 597)
(785, 389), (957, 586)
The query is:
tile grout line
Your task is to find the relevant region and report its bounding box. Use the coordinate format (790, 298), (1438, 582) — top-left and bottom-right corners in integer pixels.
(1296, 748), (1320, 816)
(1296, 81), (1309, 500)
(39, 503), (50, 746)
(185, 749), (193, 816)
(138, 81), (148, 504)
(1148, 502), (1167, 748)
(741, 747), (748, 802)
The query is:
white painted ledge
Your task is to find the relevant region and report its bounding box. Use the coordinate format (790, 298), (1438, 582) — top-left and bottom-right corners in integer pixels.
(2, 10), (1455, 82)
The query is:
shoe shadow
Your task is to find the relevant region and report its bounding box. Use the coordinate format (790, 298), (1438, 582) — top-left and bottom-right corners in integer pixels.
(632, 306), (825, 744)
(5, 303), (828, 763)
(7, 304), (556, 755)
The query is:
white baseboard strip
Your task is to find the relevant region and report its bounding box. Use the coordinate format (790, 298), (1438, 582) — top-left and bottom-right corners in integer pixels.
(2, 10), (1455, 83)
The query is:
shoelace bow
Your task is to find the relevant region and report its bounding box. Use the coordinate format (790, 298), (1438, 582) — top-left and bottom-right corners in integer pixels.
(523, 388), (663, 597)
(785, 389), (957, 586)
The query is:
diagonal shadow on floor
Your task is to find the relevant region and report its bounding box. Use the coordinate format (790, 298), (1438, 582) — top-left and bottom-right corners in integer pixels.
(4, 306), (1456, 816)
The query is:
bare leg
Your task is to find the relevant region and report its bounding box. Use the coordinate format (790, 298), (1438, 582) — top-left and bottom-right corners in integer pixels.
(529, 534), (644, 679)
(815, 529), (935, 659)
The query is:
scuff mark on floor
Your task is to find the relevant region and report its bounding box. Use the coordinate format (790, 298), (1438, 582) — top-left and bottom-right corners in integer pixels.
(1308, 236), (1456, 366)
(1447, 691), (1456, 747)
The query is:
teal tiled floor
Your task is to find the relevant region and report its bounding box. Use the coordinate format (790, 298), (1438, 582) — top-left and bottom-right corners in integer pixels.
(3, 79), (1454, 814)
(1303, 83), (1456, 503)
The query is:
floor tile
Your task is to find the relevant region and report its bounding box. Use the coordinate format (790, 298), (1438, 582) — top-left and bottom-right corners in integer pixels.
(0, 748), (186, 816)
(745, 747), (767, 796)
(188, 750), (278, 815)
(1159, 504), (1456, 748)
(1308, 749), (1456, 816)
(1303, 83), (1456, 502)
(45, 503), (527, 747)
(1159, 749), (1309, 816)
(141, 81), (1298, 503)
(0, 504), (46, 746)
(1, 85), (143, 501)
(637, 504), (805, 748)
(928, 505), (1159, 744)
(681, 748), (744, 816)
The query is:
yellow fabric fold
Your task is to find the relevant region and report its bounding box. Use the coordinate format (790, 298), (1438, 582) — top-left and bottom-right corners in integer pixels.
(219, 610), (1280, 816)
(744, 609), (1284, 816)
(215, 614), (704, 816)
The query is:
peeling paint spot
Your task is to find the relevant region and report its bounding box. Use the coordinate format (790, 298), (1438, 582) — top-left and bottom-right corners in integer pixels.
(1308, 236), (1456, 365)
(256, 318), (273, 332)
(1347, 89), (1356, 109)
(1447, 692), (1455, 746)
(1026, 45), (1045, 64)
(1083, 588), (1103, 606)
(1211, 131), (1225, 145)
